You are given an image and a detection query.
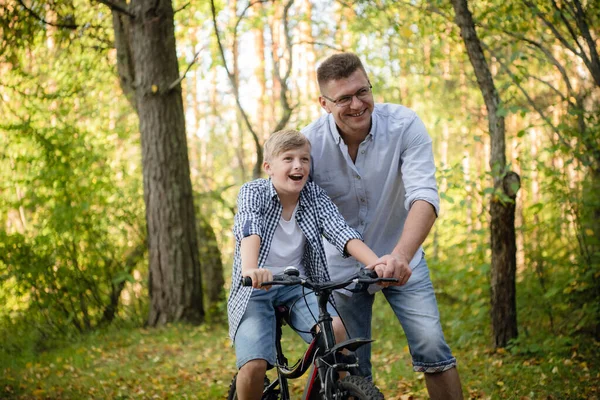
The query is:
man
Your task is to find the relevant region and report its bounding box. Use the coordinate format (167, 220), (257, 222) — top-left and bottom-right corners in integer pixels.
(302, 53), (463, 399)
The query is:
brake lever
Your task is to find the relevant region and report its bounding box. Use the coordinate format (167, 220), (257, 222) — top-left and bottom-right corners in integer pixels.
(347, 277), (399, 293)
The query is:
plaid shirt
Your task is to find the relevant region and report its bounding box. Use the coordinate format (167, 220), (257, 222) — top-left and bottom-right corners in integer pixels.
(227, 178), (362, 341)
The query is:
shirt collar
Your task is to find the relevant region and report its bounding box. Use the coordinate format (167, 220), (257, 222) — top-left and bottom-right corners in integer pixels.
(369, 105), (378, 139)
(268, 178), (307, 214)
(328, 115), (342, 144)
(268, 179), (278, 200)
(327, 106), (378, 144)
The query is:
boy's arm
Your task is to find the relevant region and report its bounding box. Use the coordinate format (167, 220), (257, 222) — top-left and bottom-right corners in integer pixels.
(241, 235), (273, 290)
(345, 239), (379, 266)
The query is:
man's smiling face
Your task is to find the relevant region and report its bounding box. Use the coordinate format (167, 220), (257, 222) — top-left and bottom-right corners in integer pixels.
(264, 143), (311, 199)
(319, 69), (374, 138)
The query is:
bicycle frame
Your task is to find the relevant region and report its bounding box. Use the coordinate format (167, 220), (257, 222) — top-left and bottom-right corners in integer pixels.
(235, 268), (394, 400)
(263, 286), (373, 400)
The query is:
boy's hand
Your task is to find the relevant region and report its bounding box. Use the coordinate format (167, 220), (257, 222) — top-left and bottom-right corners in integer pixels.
(365, 262), (388, 286)
(366, 253), (411, 286)
(243, 268), (274, 290)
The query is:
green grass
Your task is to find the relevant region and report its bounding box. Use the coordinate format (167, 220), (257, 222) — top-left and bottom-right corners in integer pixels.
(1, 295), (599, 399)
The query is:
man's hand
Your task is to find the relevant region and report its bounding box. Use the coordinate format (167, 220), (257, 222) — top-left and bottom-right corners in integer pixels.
(366, 253), (412, 286)
(243, 268), (274, 290)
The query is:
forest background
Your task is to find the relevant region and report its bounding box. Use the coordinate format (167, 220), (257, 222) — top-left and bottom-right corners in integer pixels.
(0, 0), (599, 399)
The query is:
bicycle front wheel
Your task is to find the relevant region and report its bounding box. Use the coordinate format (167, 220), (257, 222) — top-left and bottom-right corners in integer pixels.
(226, 374), (239, 400)
(226, 373), (279, 400)
(331, 375), (384, 400)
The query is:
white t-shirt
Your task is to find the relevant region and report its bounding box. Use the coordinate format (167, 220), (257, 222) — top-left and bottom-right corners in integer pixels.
(265, 204), (307, 277)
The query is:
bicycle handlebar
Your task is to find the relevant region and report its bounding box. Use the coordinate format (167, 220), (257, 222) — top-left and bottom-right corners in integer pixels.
(241, 267), (398, 291)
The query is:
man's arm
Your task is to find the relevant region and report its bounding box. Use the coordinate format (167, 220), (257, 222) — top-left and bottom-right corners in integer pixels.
(392, 200), (437, 264)
(371, 200), (437, 285)
(373, 113), (439, 285)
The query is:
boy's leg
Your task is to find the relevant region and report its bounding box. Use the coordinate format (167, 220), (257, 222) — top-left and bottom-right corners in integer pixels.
(275, 285), (342, 342)
(237, 359), (267, 400)
(282, 286), (349, 382)
(332, 290), (376, 379)
(234, 289), (278, 399)
(383, 257), (463, 399)
(331, 316), (347, 344)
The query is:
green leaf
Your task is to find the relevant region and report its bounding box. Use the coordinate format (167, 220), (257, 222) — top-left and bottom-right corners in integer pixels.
(440, 192), (455, 204)
(528, 202), (544, 215)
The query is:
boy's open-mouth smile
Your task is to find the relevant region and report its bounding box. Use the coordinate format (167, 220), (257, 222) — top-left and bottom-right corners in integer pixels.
(288, 174), (304, 181)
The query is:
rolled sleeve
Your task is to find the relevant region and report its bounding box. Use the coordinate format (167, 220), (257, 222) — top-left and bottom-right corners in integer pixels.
(233, 183), (264, 241)
(401, 117), (440, 216)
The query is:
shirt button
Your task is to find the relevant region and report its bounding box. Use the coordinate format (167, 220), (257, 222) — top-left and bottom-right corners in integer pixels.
(361, 150), (365, 154)
(360, 198), (366, 203)
(355, 175), (361, 180)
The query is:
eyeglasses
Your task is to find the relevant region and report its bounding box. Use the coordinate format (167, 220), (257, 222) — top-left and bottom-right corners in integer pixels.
(321, 84), (372, 108)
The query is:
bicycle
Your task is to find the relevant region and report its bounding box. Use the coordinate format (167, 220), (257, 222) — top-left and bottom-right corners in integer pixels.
(227, 267), (397, 399)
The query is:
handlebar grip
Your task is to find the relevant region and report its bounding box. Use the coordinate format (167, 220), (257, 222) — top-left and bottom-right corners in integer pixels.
(242, 276), (253, 287)
(242, 275), (288, 287)
(361, 269), (378, 279)
(260, 275), (290, 287)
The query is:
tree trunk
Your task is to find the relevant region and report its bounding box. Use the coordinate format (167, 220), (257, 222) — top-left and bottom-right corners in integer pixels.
(451, 0), (520, 347)
(197, 215), (225, 322)
(111, 0), (204, 326)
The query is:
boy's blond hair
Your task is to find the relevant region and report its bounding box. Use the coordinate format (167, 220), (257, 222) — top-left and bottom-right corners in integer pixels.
(263, 129), (310, 162)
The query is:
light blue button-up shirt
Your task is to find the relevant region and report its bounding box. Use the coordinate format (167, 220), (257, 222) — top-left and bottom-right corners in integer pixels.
(302, 103), (439, 288)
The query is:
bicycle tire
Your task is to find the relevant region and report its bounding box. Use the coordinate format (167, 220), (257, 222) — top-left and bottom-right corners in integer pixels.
(226, 374), (238, 400)
(326, 375), (384, 400)
(226, 374), (279, 400)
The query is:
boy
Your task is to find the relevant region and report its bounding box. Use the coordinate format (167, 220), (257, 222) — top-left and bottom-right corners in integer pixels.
(227, 129), (382, 400)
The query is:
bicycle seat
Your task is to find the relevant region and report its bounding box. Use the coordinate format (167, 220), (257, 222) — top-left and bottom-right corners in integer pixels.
(275, 305), (290, 326)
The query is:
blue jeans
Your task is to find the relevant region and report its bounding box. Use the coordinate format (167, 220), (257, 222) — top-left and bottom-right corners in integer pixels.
(234, 285), (337, 369)
(333, 256), (456, 378)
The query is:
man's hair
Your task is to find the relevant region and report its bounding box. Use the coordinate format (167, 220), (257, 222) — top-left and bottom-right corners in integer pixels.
(317, 52), (368, 88)
(264, 129), (310, 162)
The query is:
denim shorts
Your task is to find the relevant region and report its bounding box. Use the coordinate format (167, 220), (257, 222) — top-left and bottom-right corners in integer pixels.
(333, 256), (457, 377)
(234, 285), (337, 369)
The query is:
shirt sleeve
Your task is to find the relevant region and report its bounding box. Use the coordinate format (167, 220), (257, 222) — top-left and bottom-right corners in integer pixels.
(232, 182), (264, 242)
(401, 115), (440, 215)
(315, 185), (363, 257)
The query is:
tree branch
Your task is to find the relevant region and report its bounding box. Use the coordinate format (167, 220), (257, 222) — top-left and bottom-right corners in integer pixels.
(550, 0), (590, 67)
(522, 0), (581, 58)
(494, 27), (576, 97)
(571, 0), (600, 86)
(422, 0), (454, 22)
(293, 40), (344, 51)
(281, 0), (294, 83)
(271, 0), (296, 133)
(94, 0), (134, 18)
(234, 0), (272, 34)
(17, 0), (78, 29)
(527, 74), (570, 105)
(209, 0), (261, 164)
(174, 2), (190, 14)
(168, 46), (204, 91)
(480, 41), (571, 151)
